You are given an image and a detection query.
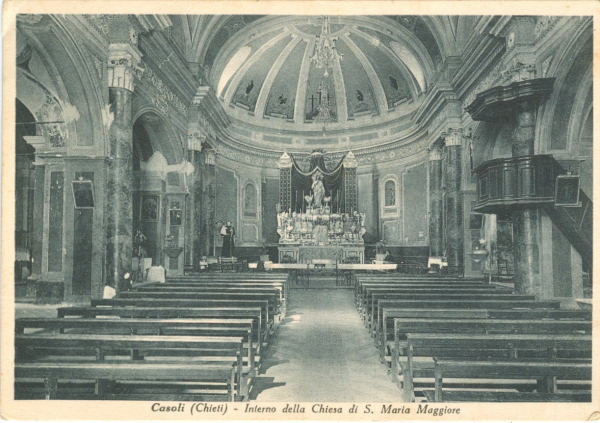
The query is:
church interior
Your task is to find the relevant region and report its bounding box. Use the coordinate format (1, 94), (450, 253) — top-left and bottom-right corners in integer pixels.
(12, 14), (593, 403)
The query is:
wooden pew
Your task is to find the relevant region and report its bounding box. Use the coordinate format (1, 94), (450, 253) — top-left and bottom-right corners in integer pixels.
(371, 299), (561, 334)
(426, 360), (592, 402)
(400, 333), (591, 401)
(91, 298), (273, 334)
(171, 272), (288, 280)
(15, 333), (249, 399)
(57, 306), (267, 346)
(358, 286), (512, 319)
(366, 292), (536, 325)
(150, 278), (287, 292)
(379, 309), (592, 361)
(355, 280), (493, 300)
(15, 361), (237, 401)
(390, 318), (591, 378)
(16, 317), (260, 373)
(134, 282), (287, 311)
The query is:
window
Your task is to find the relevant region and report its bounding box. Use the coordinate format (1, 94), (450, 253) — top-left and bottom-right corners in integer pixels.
(384, 180), (396, 207)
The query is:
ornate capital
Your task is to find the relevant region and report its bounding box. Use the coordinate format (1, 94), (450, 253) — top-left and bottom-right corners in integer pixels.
(342, 151), (358, 168)
(204, 149), (216, 166)
(187, 127), (206, 152)
(428, 147), (442, 161)
(278, 152), (293, 168)
(443, 128), (463, 147)
(107, 43), (143, 91)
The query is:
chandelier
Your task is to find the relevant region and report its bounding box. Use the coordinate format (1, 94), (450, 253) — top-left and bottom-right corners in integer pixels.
(311, 16), (343, 77)
(314, 80), (332, 123)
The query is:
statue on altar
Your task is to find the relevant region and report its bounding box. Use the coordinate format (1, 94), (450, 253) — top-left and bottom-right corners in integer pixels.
(310, 171), (325, 209)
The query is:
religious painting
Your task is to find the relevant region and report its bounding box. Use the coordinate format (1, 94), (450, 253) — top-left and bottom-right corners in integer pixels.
(71, 180), (94, 208)
(141, 195), (159, 221)
(169, 201), (182, 225)
(555, 174), (581, 206)
(243, 182), (257, 217)
(384, 179), (396, 207)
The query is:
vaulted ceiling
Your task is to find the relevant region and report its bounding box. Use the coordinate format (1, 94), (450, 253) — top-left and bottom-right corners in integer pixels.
(169, 15), (461, 135)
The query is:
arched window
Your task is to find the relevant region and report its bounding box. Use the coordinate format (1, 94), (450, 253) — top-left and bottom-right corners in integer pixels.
(244, 183), (257, 217)
(384, 180), (396, 207)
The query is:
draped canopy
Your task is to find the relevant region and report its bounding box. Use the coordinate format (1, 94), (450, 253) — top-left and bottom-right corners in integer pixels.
(289, 151), (346, 213)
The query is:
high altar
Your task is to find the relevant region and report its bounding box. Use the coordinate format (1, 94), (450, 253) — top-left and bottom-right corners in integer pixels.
(276, 150), (365, 264)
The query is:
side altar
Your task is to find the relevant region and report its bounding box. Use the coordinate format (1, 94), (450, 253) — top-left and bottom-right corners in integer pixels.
(276, 150), (365, 264)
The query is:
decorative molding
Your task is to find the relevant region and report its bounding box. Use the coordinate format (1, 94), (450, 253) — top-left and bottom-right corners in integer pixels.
(541, 55), (553, 77)
(535, 16), (560, 41)
(500, 60), (536, 85)
(141, 64), (188, 114)
(35, 93), (67, 148)
(84, 15), (110, 38)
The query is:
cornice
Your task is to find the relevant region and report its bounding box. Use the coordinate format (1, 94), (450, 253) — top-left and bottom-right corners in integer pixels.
(413, 82), (459, 128)
(59, 16), (108, 58)
(138, 30), (197, 106)
(192, 86), (231, 130)
(453, 33), (506, 104)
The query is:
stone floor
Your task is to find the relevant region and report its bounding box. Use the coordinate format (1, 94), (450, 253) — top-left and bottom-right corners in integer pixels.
(254, 288), (402, 401)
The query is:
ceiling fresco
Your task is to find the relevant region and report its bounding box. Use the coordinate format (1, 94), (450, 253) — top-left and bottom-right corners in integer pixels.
(209, 16), (437, 132)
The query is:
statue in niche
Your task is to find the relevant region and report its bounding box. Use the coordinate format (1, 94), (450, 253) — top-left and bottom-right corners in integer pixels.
(310, 171), (325, 209)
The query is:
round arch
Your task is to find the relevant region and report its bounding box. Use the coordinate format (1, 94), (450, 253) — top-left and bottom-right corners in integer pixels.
(132, 107), (185, 166)
(537, 21), (592, 154)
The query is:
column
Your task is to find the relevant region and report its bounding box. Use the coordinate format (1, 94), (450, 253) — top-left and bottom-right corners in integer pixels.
(201, 149), (216, 256)
(187, 128), (204, 269)
(511, 100), (540, 295)
(428, 146), (443, 257)
(105, 43), (141, 292)
(443, 129), (464, 274)
(30, 164), (45, 278)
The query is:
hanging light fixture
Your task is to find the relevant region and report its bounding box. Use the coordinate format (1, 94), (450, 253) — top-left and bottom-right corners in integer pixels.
(315, 80), (332, 124)
(311, 16), (343, 77)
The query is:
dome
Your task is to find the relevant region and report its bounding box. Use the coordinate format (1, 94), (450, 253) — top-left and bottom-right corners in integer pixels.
(210, 16), (437, 137)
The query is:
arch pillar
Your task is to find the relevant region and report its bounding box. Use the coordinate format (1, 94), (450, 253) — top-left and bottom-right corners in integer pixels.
(428, 144), (443, 258)
(442, 128), (464, 274)
(105, 43), (142, 292)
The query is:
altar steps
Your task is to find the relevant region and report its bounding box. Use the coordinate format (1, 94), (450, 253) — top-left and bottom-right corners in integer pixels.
(290, 276), (351, 289)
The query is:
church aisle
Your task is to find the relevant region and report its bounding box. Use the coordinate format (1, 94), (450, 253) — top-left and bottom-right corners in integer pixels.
(254, 288), (403, 402)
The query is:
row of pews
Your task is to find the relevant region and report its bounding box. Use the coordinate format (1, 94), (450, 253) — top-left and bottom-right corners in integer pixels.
(354, 274), (592, 402)
(15, 273), (289, 401)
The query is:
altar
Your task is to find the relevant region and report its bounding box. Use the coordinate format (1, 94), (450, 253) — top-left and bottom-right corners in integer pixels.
(278, 244), (364, 264)
(276, 150), (365, 264)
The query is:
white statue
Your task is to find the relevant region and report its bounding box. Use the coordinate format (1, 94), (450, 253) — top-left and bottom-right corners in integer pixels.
(311, 171), (325, 209)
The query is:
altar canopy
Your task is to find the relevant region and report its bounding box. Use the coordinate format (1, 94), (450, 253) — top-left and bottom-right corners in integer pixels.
(290, 151), (345, 213)
(277, 150), (364, 263)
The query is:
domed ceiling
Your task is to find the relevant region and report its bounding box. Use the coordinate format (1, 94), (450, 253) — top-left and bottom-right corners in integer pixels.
(210, 16), (438, 134)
